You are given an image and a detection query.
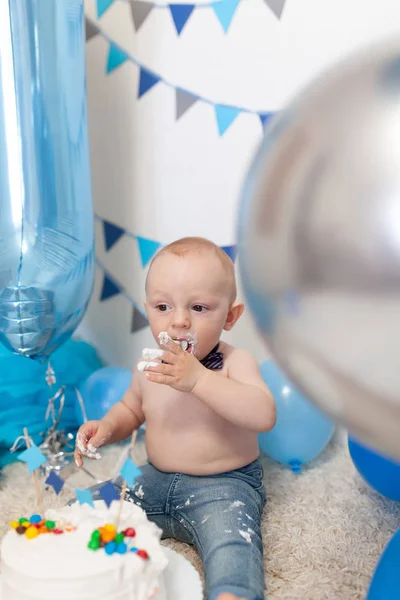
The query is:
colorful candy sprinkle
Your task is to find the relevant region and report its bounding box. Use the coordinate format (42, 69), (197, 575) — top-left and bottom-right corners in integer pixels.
(11, 515), (75, 539)
(25, 526), (39, 539)
(88, 525), (150, 559)
(29, 514), (42, 524)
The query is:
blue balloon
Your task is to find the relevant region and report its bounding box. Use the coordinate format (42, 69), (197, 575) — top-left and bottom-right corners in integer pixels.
(0, 0), (94, 360)
(258, 360), (335, 472)
(77, 367), (133, 423)
(348, 437), (400, 501)
(367, 530), (400, 600)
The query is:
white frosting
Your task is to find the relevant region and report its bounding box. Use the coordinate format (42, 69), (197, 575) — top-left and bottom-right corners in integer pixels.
(142, 349), (164, 361)
(157, 332), (198, 353)
(137, 361), (159, 373)
(1, 500), (168, 600)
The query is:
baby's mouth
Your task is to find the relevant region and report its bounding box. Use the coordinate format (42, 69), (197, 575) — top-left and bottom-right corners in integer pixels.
(172, 337), (195, 353)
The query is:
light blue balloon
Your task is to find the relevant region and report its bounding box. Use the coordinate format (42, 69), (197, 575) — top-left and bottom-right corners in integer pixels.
(258, 360), (335, 472)
(77, 367), (133, 424)
(0, 0), (94, 360)
(367, 530), (400, 600)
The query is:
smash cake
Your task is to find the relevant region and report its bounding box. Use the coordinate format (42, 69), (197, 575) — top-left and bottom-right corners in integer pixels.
(0, 500), (168, 600)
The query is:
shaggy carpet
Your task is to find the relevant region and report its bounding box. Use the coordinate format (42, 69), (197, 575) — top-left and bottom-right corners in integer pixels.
(0, 429), (399, 599)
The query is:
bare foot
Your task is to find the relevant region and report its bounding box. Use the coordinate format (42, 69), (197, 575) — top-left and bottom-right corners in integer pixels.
(216, 594), (247, 600)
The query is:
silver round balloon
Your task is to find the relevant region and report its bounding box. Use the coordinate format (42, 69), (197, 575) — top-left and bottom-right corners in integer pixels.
(239, 38), (400, 460)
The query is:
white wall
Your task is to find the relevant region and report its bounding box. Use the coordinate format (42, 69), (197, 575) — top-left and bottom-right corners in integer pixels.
(79, 0), (400, 368)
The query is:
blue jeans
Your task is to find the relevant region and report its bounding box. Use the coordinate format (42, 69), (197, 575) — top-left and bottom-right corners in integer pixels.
(87, 460), (266, 600)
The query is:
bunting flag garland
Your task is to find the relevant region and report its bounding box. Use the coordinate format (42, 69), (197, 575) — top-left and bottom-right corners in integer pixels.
(86, 19), (100, 41)
(94, 0), (286, 34)
(264, 0), (286, 19)
(45, 471), (65, 495)
(75, 488), (95, 508)
(18, 444), (47, 473)
(98, 481), (120, 507)
(130, 0), (154, 31)
(215, 105), (240, 136)
(103, 220), (126, 251)
(138, 68), (160, 98)
(120, 456), (142, 487)
(221, 245), (237, 262)
(100, 274), (121, 301)
(212, 0), (240, 33)
(136, 236), (162, 267)
(97, 0), (116, 17)
(107, 43), (129, 74)
(85, 17), (275, 136)
(176, 89), (198, 120)
(169, 4), (195, 35)
(131, 308), (149, 333)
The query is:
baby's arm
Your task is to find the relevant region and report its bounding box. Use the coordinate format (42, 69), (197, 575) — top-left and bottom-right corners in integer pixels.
(192, 349), (276, 432)
(74, 368), (144, 466)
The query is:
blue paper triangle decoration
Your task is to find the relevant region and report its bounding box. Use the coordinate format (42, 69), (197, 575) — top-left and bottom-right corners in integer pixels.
(97, 0), (115, 18)
(212, 0), (240, 32)
(18, 445), (47, 473)
(45, 471), (65, 495)
(169, 4), (195, 35)
(99, 481), (120, 507)
(215, 105), (240, 135)
(137, 236), (161, 267)
(107, 43), (129, 74)
(103, 220), (125, 251)
(260, 112), (273, 128)
(120, 457), (142, 487)
(75, 488), (95, 508)
(100, 275), (121, 301)
(138, 68), (160, 99)
(221, 245), (237, 262)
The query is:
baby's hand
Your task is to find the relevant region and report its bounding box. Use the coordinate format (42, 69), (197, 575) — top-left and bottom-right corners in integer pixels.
(74, 420), (113, 467)
(143, 338), (206, 393)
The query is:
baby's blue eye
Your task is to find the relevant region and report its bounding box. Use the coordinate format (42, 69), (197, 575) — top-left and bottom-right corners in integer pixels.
(192, 305), (207, 312)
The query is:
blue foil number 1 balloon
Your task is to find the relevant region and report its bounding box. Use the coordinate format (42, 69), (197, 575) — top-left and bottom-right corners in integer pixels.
(0, 0), (94, 360)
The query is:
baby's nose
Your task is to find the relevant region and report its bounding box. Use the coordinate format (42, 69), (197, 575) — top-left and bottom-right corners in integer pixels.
(172, 309), (190, 329)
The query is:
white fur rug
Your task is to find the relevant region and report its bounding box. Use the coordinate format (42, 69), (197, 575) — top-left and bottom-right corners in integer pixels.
(0, 429), (399, 600)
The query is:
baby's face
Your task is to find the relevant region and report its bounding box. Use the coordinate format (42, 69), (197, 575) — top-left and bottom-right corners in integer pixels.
(145, 252), (232, 359)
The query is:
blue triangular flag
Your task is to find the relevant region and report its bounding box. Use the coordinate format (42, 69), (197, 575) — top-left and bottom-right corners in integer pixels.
(259, 112), (273, 128)
(100, 274), (121, 301)
(169, 4), (195, 35)
(97, 0), (115, 18)
(221, 245), (237, 262)
(212, 0), (240, 32)
(99, 481), (120, 507)
(18, 445), (47, 473)
(45, 471), (65, 495)
(138, 68), (160, 99)
(120, 457), (142, 487)
(103, 219), (125, 251)
(215, 105), (240, 135)
(75, 488), (95, 508)
(137, 236), (161, 267)
(107, 43), (129, 74)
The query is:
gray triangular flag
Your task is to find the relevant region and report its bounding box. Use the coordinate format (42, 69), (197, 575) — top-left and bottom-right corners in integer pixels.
(176, 89), (198, 121)
(265, 0), (286, 19)
(130, 0), (154, 31)
(85, 18), (99, 41)
(131, 307), (149, 333)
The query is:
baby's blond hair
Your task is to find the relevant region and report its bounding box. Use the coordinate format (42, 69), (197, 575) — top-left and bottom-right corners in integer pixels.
(146, 237), (237, 303)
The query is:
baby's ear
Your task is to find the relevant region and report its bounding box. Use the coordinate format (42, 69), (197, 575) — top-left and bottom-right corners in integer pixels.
(224, 302), (244, 331)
